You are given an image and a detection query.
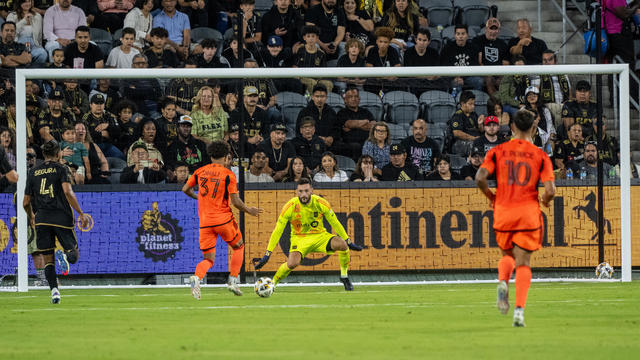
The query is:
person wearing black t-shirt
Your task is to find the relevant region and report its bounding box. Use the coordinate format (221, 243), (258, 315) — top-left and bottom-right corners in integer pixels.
(261, 0), (303, 50)
(559, 80), (597, 141)
(304, 0), (346, 60)
(293, 25), (333, 94)
(508, 18), (548, 65)
(449, 91), (484, 154)
(257, 123), (296, 181)
(144, 27), (179, 68)
(296, 84), (341, 151)
(472, 115), (505, 154)
(0, 144), (18, 189)
(292, 116), (327, 171)
(381, 143), (422, 181)
(425, 155), (462, 181)
(337, 86), (374, 159)
(472, 17), (509, 95)
(335, 38), (366, 92)
(229, 87), (269, 145)
(460, 147), (485, 181)
(342, 0), (374, 48)
(379, 0), (424, 53)
(400, 119), (441, 176)
(403, 28), (447, 93)
(365, 26), (401, 93)
(440, 24), (482, 91)
(260, 35), (303, 94)
(63, 26), (104, 69)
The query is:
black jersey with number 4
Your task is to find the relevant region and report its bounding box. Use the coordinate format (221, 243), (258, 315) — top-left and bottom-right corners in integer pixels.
(25, 161), (74, 227)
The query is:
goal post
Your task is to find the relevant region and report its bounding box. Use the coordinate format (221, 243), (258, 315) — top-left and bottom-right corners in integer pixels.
(13, 64), (633, 292)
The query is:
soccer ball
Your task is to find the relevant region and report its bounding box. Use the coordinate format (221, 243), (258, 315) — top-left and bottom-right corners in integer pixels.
(254, 277), (275, 298)
(595, 262), (614, 279)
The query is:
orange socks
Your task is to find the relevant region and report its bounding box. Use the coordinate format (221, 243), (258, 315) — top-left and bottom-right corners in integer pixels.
(498, 255), (515, 282)
(229, 244), (244, 278)
(515, 265), (532, 308)
(195, 259), (213, 279)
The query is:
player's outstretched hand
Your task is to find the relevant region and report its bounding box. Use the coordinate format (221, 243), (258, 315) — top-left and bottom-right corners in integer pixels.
(246, 207), (264, 217)
(254, 251), (271, 270)
(79, 213), (90, 229)
(347, 239), (363, 251)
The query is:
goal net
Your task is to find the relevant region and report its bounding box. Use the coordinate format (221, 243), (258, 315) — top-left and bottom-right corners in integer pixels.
(2, 64), (633, 292)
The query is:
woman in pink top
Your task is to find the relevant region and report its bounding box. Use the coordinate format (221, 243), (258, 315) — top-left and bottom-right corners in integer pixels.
(94, 0), (135, 32)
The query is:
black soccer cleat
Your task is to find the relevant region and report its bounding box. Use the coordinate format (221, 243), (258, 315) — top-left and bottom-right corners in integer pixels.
(340, 276), (354, 291)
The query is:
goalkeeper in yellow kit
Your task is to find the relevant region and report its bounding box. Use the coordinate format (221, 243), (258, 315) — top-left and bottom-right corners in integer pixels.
(254, 178), (363, 290)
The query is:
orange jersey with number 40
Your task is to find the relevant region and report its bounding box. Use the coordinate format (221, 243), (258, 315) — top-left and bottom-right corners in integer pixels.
(480, 139), (555, 232)
(187, 163), (238, 227)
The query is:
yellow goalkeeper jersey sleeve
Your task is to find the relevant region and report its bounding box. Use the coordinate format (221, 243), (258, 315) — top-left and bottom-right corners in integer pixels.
(267, 194), (349, 252)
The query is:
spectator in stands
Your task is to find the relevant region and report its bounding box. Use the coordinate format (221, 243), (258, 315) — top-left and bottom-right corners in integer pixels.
(0, 126), (15, 169)
(559, 80), (597, 141)
(171, 161), (190, 184)
(449, 90), (484, 153)
(257, 122), (296, 182)
(7, 0), (47, 64)
(43, 0), (86, 59)
(115, 99), (138, 151)
(189, 85), (228, 145)
(155, 97), (178, 142)
(362, 121), (391, 174)
(229, 85), (269, 145)
(59, 125), (89, 183)
(292, 115), (326, 171)
(401, 118), (440, 176)
(379, 0), (426, 54)
(144, 27), (179, 68)
(82, 93), (123, 159)
(508, 18), (548, 65)
(89, 78), (120, 114)
(1, 94), (34, 145)
(73, 0), (99, 26)
(313, 151), (348, 182)
(281, 155), (311, 182)
(487, 96), (510, 128)
(576, 142), (614, 180)
(260, 35), (302, 93)
(94, 0), (134, 32)
(234, 149), (275, 183)
(495, 56), (530, 116)
(460, 146), (484, 181)
(403, 28), (446, 93)
(342, 0), (374, 51)
(472, 115), (504, 155)
(192, 38), (230, 68)
(440, 24), (482, 92)
(123, 0), (154, 50)
(75, 121), (110, 184)
(37, 88), (76, 143)
(106, 27), (139, 68)
(261, 0), (303, 51)
(62, 78), (89, 118)
(305, 0), (345, 60)
(63, 25), (104, 69)
(349, 154), (379, 181)
(365, 26), (400, 67)
(585, 116), (619, 166)
(602, 0), (638, 70)
(227, 122), (252, 168)
(0, 21), (32, 67)
(121, 142), (166, 183)
(178, 0), (207, 28)
(236, 0), (262, 53)
(521, 86), (555, 147)
(126, 117), (166, 166)
(209, 0), (238, 34)
(554, 122), (584, 172)
(154, 0), (190, 60)
(381, 143), (422, 181)
(472, 17), (509, 95)
(166, 114), (208, 173)
(243, 58), (281, 124)
(336, 86), (373, 159)
(530, 50), (570, 126)
(296, 84), (342, 152)
(122, 54), (163, 117)
(165, 58), (204, 115)
(425, 154), (461, 181)
(221, 37), (254, 68)
(335, 38), (366, 91)
(293, 25), (333, 93)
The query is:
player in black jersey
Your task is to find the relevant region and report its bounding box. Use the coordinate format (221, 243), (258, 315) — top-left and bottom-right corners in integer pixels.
(23, 140), (89, 304)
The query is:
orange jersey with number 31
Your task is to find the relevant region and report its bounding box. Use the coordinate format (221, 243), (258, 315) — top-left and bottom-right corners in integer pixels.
(187, 163), (238, 227)
(480, 139), (555, 232)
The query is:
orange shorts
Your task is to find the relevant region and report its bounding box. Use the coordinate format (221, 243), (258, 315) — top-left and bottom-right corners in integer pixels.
(199, 219), (242, 252)
(495, 227), (543, 252)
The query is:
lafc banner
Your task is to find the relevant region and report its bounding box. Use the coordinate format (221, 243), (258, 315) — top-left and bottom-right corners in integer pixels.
(244, 186), (639, 271)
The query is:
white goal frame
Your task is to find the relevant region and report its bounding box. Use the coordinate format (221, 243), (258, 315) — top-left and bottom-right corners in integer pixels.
(13, 65), (632, 291)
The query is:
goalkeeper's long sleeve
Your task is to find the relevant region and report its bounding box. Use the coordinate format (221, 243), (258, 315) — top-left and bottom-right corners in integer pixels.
(267, 208), (290, 252)
(324, 207), (349, 240)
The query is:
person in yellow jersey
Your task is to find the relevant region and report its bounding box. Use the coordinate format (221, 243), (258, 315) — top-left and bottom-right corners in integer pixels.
(254, 177), (363, 290)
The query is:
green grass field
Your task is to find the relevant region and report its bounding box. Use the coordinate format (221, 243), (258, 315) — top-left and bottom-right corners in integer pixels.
(1, 281), (639, 359)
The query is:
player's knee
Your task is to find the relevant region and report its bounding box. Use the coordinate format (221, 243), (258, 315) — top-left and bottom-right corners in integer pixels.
(66, 249), (79, 264)
(333, 239), (348, 252)
(287, 258), (300, 269)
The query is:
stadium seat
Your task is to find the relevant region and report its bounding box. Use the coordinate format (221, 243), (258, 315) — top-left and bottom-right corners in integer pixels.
(498, 26), (516, 43)
(419, 0), (455, 27)
(89, 28), (114, 60)
(336, 155), (356, 172)
(359, 91), (384, 121)
(451, 140), (472, 156)
(382, 91), (420, 125)
(455, 89), (489, 116)
(420, 90), (457, 124)
(327, 92), (345, 113)
(388, 123), (409, 142)
(427, 28), (443, 54)
(449, 154), (467, 171)
(454, 0), (491, 28)
(276, 91), (308, 127)
(255, 0), (273, 14)
(112, 28), (123, 45)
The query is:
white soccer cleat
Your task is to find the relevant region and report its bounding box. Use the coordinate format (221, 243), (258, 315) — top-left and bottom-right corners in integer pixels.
(51, 287), (61, 304)
(189, 275), (201, 300)
(513, 307), (525, 327)
(496, 280), (509, 315)
(227, 276), (243, 296)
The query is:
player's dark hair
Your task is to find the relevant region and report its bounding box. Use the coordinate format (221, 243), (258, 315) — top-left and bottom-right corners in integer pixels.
(297, 177), (313, 188)
(207, 140), (230, 159)
(513, 109), (535, 132)
(459, 90), (475, 104)
(149, 27), (169, 38)
(41, 139), (60, 158)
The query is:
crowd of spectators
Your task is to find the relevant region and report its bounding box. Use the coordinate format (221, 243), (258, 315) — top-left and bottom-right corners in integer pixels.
(0, 0), (637, 189)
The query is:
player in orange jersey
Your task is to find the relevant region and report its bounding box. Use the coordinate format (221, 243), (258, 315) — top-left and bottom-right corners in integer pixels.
(475, 109), (555, 327)
(182, 141), (263, 299)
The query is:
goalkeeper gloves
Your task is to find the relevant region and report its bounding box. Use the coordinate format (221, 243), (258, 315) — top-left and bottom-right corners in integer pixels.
(254, 250), (271, 270)
(346, 239), (363, 251)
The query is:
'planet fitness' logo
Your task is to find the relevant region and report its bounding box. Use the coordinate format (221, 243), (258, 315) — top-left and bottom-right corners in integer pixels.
(136, 202), (184, 262)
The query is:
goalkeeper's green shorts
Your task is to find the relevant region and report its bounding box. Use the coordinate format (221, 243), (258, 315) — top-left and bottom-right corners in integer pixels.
(290, 232), (336, 258)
